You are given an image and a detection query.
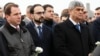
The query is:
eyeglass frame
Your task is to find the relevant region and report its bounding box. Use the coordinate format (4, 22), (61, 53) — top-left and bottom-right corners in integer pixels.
(34, 11), (44, 15)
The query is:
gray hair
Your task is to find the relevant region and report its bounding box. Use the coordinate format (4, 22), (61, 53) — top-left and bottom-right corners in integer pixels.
(68, 1), (84, 10)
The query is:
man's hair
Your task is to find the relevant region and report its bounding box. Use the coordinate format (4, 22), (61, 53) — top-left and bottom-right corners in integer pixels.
(30, 4), (42, 14)
(4, 3), (18, 15)
(26, 5), (32, 13)
(54, 13), (59, 16)
(95, 7), (100, 10)
(61, 9), (69, 18)
(3, 2), (15, 11)
(68, 1), (84, 10)
(43, 4), (53, 11)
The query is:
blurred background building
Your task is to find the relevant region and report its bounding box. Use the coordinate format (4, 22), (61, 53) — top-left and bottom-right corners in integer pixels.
(86, 3), (94, 19)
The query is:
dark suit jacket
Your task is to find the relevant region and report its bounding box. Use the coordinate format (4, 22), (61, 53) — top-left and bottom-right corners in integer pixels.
(91, 17), (100, 42)
(26, 21), (53, 56)
(53, 19), (95, 56)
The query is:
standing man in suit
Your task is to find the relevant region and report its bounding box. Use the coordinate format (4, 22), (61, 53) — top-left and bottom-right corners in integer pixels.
(26, 4), (53, 56)
(0, 3), (35, 56)
(53, 1), (95, 56)
(91, 8), (100, 42)
(43, 4), (55, 28)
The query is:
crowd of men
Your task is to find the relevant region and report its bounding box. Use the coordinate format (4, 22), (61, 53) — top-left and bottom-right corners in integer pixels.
(0, 0), (100, 56)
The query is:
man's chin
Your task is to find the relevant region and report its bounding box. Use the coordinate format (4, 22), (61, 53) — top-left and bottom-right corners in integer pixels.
(35, 21), (42, 24)
(17, 22), (21, 25)
(36, 19), (44, 23)
(78, 17), (83, 19)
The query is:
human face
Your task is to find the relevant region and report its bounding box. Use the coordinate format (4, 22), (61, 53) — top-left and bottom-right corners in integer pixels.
(53, 14), (60, 23)
(6, 7), (21, 26)
(82, 10), (88, 21)
(69, 7), (84, 22)
(44, 7), (54, 20)
(95, 9), (100, 18)
(26, 8), (32, 20)
(33, 6), (44, 24)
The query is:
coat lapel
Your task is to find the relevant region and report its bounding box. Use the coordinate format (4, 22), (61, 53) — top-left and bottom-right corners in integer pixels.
(30, 22), (43, 40)
(65, 19), (81, 33)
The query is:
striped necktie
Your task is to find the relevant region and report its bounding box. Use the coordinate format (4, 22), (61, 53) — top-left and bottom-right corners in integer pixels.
(37, 26), (42, 39)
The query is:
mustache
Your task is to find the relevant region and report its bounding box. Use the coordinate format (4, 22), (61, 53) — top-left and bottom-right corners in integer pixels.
(34, 16), (44, 23)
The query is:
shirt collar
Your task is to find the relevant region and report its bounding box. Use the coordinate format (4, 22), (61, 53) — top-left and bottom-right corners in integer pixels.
(34, 23), (43, 28)
(69, 17), (80, 25)
(10, 24), (20, 29)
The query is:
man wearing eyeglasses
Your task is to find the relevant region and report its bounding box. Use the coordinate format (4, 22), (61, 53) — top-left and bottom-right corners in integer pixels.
(26, 4), (53, 56)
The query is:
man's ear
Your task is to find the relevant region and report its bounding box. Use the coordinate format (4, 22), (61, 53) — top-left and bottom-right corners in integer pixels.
(5, 14), (10, 21)
(68, 9), (72, 14)
(30, 14), (34, 19)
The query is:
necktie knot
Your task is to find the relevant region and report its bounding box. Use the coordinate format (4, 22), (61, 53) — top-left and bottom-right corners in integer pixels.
(37, 26), (41, 31)
(16, 26), (20, 31)
(75, 24), (81, 32)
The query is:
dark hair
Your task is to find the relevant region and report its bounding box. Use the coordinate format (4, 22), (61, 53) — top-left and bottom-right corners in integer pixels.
(60, 9), (69, 19)
(21, 15), (26, 20)
(95, 7), (100, 10)
(4, 3), (18, 15)
(26, 5), (32, 13)
(43, 4), (53, 11)
(3, 2), (15, 11)
(30, 4), (42, 14)
(54, 13), (59, 16)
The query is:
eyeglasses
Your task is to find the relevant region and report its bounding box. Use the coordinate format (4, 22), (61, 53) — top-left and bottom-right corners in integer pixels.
(35, 12), (44, 15)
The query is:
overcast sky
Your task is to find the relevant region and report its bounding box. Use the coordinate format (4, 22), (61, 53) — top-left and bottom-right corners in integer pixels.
(0, 0), (100, 15)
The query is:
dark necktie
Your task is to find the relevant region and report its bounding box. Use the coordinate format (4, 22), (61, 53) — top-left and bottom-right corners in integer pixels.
(75, 24), (81, 32)
(37, 26), (42, 39)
